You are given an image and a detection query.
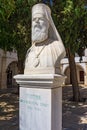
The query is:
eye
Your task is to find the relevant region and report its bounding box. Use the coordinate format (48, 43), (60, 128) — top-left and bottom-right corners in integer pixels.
(32, 17), (46, 23)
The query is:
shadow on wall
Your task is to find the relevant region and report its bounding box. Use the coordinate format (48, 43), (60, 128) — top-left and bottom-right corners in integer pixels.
(6, 61), (18, 88)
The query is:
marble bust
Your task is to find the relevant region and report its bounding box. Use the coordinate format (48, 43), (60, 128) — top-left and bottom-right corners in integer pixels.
(24, 3), (66, 74)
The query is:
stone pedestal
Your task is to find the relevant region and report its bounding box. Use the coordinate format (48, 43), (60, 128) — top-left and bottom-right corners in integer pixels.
(14, 74), (65, 130)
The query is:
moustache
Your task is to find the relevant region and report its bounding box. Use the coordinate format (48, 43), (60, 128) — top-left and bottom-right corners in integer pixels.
(34, 24), (41, 29)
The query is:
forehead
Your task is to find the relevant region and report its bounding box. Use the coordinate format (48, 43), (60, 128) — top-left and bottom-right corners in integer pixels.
(32, 13), (46, 19)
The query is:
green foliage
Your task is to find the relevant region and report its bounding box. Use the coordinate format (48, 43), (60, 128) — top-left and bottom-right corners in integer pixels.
(0, 0), (38, 72)
(0, 0), (37, 57)
(11, 0), (39, 60)
(0, 0), (15, 20)
(0, 0), (86, 73)
(51, 0), (87, 55)
(0, 0), (15, 50)
(0, 20), (13, 51)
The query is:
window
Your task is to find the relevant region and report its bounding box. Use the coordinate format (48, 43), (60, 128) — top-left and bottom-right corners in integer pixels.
(79, 71), (84, 82)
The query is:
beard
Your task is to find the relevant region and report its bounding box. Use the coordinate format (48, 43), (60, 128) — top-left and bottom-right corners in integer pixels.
(32, 27), (48, 44)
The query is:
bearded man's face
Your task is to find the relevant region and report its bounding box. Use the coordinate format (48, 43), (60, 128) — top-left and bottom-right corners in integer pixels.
(32, 14), (49, 43)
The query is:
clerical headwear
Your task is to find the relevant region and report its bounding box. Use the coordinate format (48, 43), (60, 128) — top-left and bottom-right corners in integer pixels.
(32, 3), (51, 19)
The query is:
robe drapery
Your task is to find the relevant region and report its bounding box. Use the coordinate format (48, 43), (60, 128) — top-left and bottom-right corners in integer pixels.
(24, 39), (65, 74)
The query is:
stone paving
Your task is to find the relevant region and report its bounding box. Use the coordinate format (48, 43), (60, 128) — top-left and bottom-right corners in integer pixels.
(62, 85), (87, 130)
(0, 89), (19, 130)
(0, 86), (87, 130)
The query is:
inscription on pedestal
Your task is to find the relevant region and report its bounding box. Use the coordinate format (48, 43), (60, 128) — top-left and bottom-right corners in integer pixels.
(20, 87), (51, 130)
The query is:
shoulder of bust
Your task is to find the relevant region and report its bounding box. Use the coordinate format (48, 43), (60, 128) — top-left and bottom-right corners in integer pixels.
(51, 40), (59, 44)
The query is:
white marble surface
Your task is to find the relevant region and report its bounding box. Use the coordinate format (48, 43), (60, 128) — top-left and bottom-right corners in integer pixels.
(14, 4), (66, 130)
(20, 87), (62, 130)
(14, 74), (65, 88)
(24, 3), (66, 75)
(14, 73), (65, 130)
(20, 87), (51, 130)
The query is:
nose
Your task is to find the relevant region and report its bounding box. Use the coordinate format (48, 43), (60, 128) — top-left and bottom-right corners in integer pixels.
(35, 18), (39, 23)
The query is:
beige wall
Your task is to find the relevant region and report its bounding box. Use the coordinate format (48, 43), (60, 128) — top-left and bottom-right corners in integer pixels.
(64, 65), (85, 85)
(0, 49), (18, 89)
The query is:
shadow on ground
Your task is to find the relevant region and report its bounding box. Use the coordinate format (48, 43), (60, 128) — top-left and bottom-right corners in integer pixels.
(0, 89), (19, 130)
(62, 85), (87, 130)
(0, 86), (87, 130)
